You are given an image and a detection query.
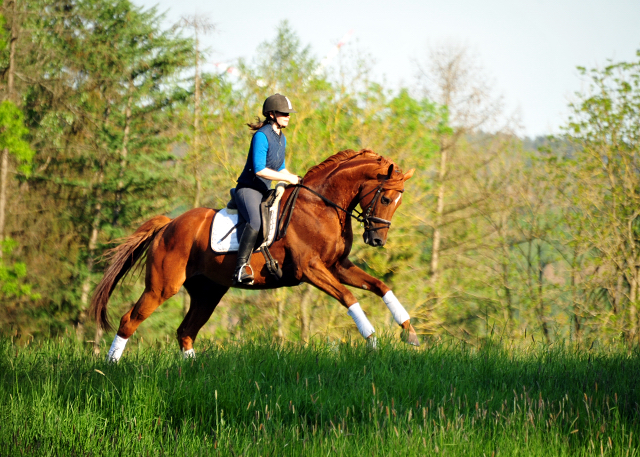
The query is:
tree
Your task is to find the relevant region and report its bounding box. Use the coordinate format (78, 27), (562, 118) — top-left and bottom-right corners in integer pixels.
(178, 15), (214, 210)
(411, 44), (521, 340)
(0, 100), (33, 247)
(0, 0), (193, 337)
(562, 50), (640, 342)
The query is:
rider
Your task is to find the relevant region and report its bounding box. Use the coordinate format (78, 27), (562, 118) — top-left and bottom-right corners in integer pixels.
(233, 93), (301, 285)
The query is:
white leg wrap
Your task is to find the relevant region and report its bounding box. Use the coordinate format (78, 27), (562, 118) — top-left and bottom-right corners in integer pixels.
(347, 303), (375, 339)
(106, 334), (128, 363)
(183, 348), (196, 359)
(383, 291), (411, 325)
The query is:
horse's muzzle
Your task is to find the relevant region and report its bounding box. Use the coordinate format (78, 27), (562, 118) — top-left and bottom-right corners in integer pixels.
(363, 230), (385, 247)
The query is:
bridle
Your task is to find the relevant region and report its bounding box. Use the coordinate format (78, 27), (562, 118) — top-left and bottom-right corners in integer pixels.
(278, 178), (403, 240)
(359, 182), (401, 233)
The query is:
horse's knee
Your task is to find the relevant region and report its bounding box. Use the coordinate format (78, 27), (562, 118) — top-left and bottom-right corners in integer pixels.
(161, 283), (182, 300)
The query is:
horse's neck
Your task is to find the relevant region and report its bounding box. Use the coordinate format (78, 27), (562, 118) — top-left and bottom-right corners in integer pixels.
(307, 164), (370, 210)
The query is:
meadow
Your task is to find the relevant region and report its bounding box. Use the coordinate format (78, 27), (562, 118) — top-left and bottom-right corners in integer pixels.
(1, 333), (639, 456)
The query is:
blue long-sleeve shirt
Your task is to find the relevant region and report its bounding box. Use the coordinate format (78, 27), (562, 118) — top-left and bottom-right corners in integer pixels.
(237, 124), (287, 193)
(251, 131), (286, 173)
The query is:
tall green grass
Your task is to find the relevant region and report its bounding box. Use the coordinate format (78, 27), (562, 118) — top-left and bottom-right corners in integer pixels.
(1, 334), (639, 456)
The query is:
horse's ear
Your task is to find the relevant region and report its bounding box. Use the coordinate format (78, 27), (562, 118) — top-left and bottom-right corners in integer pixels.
(387, 164), (394, 179)
(403, 168), (415, 181)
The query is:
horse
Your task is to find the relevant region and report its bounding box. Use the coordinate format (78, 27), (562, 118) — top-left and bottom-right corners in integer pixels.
(90, 149), (419, 362)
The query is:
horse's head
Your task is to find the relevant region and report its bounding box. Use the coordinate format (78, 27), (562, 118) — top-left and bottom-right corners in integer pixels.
(359, 163), (415, 247)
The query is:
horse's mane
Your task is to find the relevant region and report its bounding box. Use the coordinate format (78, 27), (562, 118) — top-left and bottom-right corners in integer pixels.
(304, 149), (394, 179)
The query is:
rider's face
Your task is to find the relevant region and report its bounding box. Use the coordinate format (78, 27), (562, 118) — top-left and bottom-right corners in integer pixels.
(273, 111), (290, 128)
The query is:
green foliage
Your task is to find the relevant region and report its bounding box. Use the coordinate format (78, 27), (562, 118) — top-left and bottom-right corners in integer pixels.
(0, 100), (34, 174)
(2, 0), (640, 350)
(0, 238), (40, 301)
(4, 0), (194, 332)
(554, 49), (640, 338)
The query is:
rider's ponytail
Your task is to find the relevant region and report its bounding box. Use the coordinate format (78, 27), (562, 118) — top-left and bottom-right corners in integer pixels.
(246, 116), (273, 131)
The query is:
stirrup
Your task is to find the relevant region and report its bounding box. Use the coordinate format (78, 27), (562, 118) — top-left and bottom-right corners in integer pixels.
(234, 263), (254, 285)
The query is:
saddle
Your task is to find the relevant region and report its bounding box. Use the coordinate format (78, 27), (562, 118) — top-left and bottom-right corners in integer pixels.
(210, 183), (287, 279)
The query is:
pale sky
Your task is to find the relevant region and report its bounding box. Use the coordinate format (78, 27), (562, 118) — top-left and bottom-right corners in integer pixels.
(133, 0), (640, 138)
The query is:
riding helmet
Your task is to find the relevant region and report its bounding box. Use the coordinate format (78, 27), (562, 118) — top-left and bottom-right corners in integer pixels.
(262, 94), (297, 117)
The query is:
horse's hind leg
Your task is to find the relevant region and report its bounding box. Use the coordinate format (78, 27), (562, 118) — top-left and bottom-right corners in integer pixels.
(177, 275), (229, 358)
(106, 250), (187, 362)
(105, 289), (166, 362)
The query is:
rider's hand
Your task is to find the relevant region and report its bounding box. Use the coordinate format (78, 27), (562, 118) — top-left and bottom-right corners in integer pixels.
(286, 173), (300, 185)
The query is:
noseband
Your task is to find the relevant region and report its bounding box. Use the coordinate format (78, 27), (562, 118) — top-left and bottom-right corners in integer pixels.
(359, 182), (398, 233)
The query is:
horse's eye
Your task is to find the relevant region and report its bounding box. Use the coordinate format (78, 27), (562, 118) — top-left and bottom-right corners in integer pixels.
(381, 196), (391, 205)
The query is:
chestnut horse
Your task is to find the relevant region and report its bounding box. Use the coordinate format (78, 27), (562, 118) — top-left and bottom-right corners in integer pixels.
(91, 149), (418, 361)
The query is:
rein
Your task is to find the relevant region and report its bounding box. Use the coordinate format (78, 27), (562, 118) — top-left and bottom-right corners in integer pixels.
(278, 180), (400, 240)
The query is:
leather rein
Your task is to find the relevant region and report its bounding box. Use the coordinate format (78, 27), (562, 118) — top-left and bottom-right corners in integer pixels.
(278, 179), (402, 240)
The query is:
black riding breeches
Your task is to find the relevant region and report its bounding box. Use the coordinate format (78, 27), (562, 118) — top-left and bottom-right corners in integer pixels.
(236, 186), (263, 231)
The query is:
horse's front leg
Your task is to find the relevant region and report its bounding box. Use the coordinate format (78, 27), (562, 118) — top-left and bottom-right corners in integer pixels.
(302, 257), (377, 345)
(335, 259), (420, 346)
(177, 276), (229, 359)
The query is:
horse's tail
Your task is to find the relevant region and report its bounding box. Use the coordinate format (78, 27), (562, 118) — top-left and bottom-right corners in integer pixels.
(90, 215), (172, 331)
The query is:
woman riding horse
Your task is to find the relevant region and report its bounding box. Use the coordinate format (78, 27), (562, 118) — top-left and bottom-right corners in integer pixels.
(234, 94), (301, 285)
(92, 149), (419, 362)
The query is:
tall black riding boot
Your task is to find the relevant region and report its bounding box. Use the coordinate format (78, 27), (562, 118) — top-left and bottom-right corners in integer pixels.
(233, 225), (260, 285)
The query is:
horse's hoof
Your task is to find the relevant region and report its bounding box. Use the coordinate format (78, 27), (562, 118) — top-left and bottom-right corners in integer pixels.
(366, 335), (378, 351)
(402, 330), (421, 347)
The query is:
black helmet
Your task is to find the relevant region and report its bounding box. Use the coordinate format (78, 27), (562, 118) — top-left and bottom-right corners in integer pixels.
(262, 93), (296, 117)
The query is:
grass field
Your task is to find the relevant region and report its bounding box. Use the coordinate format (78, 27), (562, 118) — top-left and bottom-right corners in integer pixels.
(1, 333), (640, 456)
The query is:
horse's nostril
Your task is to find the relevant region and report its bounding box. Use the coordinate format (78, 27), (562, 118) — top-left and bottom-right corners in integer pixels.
(372, 238), (385, 247)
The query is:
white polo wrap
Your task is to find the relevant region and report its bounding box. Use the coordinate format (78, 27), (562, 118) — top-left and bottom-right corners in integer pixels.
(183, 348), (196, 359)
(347, 303), (375, 339)
(382, 291), (411, 325)
(106, 334), (128, 363)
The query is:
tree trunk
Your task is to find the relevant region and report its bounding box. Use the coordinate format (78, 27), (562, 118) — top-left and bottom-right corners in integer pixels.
(570, 271), (581, 342)
(569, 243), (581, 341)
(613, 269), (624, 315)
(192, 29), (202, 209)
(502, 260), (512, 322)
(630, 267), (638, 343)
(636, 266), (640, 345)
(94, 85), (133, 351)
(0, 148), (8, 258)
(76, 96), (111, 340)
(179, 16), (213, 208)
(6, 0), (17, 97)
(112, 84), (133, 225)
(537, 243), (550, 343)
(76, 170), (104, 340)
(431, 139), (448, 284)
(0, 0), (18, 258)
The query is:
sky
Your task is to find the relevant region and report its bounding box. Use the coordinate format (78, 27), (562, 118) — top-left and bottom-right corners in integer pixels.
(132, 0), (640, 138)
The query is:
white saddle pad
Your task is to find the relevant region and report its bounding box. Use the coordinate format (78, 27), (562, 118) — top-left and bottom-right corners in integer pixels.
(210, 184), (286, 253)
